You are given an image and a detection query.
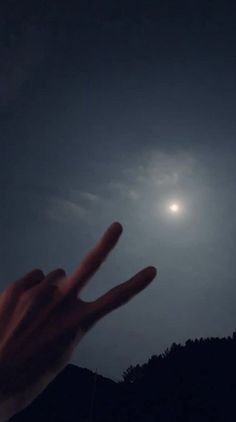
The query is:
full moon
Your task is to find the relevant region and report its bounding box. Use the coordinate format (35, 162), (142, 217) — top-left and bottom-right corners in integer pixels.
(169, 203), (180, 213)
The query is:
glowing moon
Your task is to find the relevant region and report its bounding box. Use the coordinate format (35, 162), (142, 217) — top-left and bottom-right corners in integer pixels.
(169, 203), (180, 213)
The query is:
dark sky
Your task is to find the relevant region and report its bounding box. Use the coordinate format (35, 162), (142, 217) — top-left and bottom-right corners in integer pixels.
(1, 0), (236, 381)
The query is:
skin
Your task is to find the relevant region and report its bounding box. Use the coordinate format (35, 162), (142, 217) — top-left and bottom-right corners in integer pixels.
(0, 222), (157, 421)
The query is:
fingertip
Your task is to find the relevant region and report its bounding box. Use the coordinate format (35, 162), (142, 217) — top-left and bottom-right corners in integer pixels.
(146, 266), (158, 278)
(111, 221), (123, 234)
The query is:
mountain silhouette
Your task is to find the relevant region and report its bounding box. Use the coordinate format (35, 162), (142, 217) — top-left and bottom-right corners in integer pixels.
(10, 332), (236, 421)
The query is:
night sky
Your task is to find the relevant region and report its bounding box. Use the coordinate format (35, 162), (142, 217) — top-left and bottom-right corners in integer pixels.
(2, 0), (236, 382)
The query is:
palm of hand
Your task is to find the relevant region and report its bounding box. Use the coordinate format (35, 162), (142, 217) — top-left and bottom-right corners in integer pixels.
(0, 222), (157, 420)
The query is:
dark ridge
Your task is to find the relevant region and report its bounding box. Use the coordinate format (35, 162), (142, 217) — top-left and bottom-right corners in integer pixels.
(10, 331), (236, 421)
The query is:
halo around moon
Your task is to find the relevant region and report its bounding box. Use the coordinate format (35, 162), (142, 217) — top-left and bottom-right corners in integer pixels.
(169, 203), (180, 213)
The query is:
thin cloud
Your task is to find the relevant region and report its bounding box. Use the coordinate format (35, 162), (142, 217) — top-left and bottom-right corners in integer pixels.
(79, 191), (100, 201)
(44, 150), (195, 227)
(106, 181), (140, 200)
(45, 196), (88, 223)
(122, 150), (195, 189)
(102, 151), (195, 214)
(127, 189), (140, 200)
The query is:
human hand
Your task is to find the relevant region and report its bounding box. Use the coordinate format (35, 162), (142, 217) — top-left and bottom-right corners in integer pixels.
(0, 222), (157, 421)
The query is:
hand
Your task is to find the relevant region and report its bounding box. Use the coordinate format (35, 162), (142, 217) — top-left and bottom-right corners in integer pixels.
(0, 222), (157, 421)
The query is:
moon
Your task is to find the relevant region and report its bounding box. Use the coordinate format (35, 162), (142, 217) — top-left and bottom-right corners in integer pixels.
(168, 203), (180, 213)
(155, 199), (185, 220)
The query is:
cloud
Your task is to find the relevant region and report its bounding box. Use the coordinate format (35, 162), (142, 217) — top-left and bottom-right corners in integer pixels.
(43, 188), (108, 226)
(121, 150), (195, 189)
(45, 196), (88, 223)
(79, 191), (100, 202)
(65, 188), (103, 204)
(128, 189), (140, 200)
(95, 150), (196, 228)
(106, 181), (141, 200)
(42, 149), (195, 228)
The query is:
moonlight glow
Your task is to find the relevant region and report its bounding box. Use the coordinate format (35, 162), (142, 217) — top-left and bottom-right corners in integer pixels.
(169, 203), (180, 213)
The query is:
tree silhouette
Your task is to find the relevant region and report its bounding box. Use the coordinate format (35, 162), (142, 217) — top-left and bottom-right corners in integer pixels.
(11, 331), (236, 421)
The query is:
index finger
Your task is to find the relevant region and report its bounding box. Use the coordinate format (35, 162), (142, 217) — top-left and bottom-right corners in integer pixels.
(61, 222), (123, 296)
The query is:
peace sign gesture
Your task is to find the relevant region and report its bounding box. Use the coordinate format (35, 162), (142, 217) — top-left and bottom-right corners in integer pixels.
(0, 222), (157, 421)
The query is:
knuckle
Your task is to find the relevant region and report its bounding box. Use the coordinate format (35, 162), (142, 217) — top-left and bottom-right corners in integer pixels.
(32, 268), (44, 277)
(37, 283), (58, 297)
(57, 268), (66, 275)
(22, 288), (38, 302)
(7, 283), (22, 297)
(21, 284), (57, 310)
(8, 269), (45, 294)
(49, 268), (66, 277)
